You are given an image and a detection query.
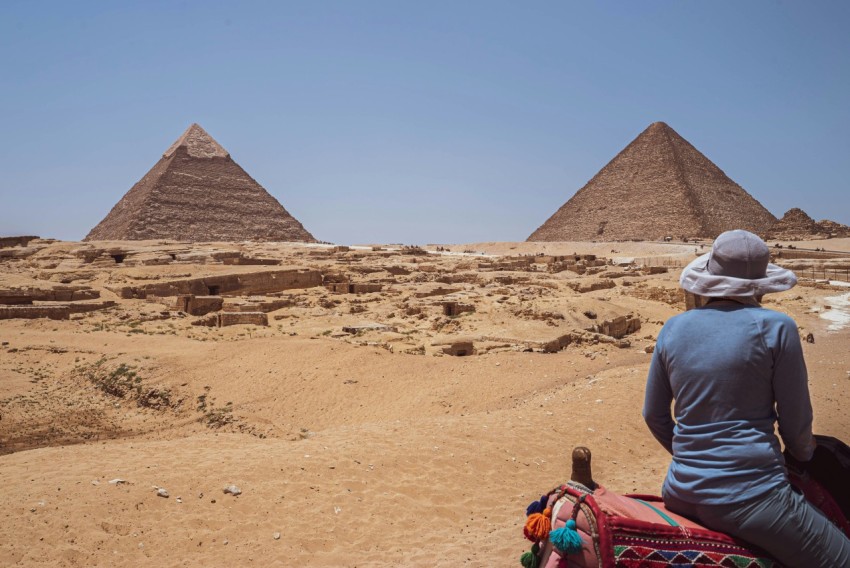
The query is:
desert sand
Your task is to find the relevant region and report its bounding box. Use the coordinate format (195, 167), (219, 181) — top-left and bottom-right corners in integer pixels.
(1, 238), (848, 567)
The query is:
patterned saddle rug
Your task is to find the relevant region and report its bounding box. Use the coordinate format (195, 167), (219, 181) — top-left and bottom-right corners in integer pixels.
(523, 482), (782, 568)
(520, 437), (850, 567)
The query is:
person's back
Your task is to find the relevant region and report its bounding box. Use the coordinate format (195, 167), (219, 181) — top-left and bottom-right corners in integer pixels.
(646, 302), (811, 506)
(643, 230), (850, 568)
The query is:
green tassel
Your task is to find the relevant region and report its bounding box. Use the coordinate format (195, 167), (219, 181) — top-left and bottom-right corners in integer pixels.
(520, 543), (540, 567)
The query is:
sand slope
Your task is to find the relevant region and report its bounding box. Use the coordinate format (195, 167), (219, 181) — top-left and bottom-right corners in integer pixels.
(1, 240), (848, 567)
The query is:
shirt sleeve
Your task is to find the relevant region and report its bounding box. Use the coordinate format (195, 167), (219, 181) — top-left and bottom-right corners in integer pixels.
(772, 318), (815, 461)
(643, 329), (676, 455)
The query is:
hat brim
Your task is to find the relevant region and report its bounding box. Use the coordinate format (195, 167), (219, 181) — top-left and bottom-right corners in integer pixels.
(680, 253), (797, 297)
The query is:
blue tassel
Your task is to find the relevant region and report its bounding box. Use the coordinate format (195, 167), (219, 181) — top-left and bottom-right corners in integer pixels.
(525, 495), (548, 516)
(550, 519), (583, 554)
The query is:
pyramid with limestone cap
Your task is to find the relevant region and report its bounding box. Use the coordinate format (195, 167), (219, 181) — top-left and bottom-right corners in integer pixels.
(528, 122), (777, 241)
(86, 124), (316, 242)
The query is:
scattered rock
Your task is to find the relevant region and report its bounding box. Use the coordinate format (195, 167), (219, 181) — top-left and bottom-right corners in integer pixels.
(108, 478), (126, 485)
(156, 488), (169, 498)
(273, 532), (281, 540)
(644, 344), (655, 354)
(223, 485), (242, 496)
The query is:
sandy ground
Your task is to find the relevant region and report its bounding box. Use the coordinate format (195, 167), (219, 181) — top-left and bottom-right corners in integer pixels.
(1, 239), (848, 567)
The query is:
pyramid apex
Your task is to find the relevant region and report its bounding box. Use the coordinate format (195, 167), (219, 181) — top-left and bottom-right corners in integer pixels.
(163, 123), (230, 159)
(646, 121), (673, 132)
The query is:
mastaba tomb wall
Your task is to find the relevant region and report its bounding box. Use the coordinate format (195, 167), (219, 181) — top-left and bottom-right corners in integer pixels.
(109, 268), (322, 299)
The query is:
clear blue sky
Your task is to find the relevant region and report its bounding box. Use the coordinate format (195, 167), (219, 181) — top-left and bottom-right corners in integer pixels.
(1, 1), (848, 244)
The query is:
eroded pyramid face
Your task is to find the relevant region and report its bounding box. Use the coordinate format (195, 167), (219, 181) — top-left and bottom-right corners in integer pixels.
(528, 122), (777, 241)
(86, 124), (316, 243)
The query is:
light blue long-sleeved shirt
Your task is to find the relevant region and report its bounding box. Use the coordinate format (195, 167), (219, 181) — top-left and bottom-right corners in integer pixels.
(643, 300), (814, 505)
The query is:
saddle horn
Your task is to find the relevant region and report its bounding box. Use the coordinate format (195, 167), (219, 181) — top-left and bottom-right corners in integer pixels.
(570, 446), (597, 490)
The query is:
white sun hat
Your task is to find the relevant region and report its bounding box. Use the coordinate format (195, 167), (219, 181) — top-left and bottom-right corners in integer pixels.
(680, 230), (797, 297)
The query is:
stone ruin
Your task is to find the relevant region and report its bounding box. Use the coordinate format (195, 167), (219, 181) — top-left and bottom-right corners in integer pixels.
(765, 208), (850, 240)
(0, 239), (664, 351)
(0, 283), (115, 321)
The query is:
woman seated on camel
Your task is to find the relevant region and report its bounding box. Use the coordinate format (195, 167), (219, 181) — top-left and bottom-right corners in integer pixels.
(643, 229), (850, 567)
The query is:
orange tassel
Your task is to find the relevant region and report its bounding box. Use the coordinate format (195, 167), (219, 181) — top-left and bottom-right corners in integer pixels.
(523, 507), (552, 542)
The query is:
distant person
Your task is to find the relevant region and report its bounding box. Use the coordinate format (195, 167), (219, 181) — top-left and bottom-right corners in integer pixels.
(643, 230), (850, 567)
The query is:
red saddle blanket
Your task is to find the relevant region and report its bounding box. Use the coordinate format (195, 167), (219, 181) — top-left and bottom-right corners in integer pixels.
(525, 476), (849, 568)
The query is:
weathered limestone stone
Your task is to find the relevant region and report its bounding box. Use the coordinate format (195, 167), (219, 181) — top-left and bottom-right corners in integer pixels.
(567, 279), (616, 293)
(218, 312), (268, 327)
(591, 315), (641, 339)
(0, 236), (38, 248)
(222, 298), (293, 313)
(442, 301), (475, 317)
(326, 283), (383, 294)
(85, 124), (316, 242)
(0, 286), (99, 305)
(0, 301), (116, 320)
(442, 341), (475, 356)
(110, 268), (321, 299)
(414, 285), (461, 298)
(175, 295), (224, 316)
(0, 306), (71, 320)
(342, 323), (397, 334)
(528, 122), (777, 241)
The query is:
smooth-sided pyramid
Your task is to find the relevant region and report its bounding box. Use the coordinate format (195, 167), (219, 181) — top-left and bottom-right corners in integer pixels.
(528, 122), (777, 241)
(85, 124), (316, 242)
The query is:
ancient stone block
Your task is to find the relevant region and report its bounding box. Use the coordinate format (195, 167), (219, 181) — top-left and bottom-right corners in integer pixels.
(342, 323), (398, 334)
(592, 315), (641, 339)
(0, 305), (71, 320)
(442, 301), (475, 317)
(175, 295), (223, 316)
(541, 334), (574, 353)
(567, 279), (616, 293)
(0, 236), (38, 248)
(0, 301), (114, 320)
(218, 312), (268, 327)
(110, 268), (322, 299)
(385, 266), (411, 276)
(326, 283), (383, 294)
(442, 341), (475, 356)
(414, 286), (460, 298)
(192, 314), (219, 327)
(0, 285), (100, 305)
(0, 291), (34, 305)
